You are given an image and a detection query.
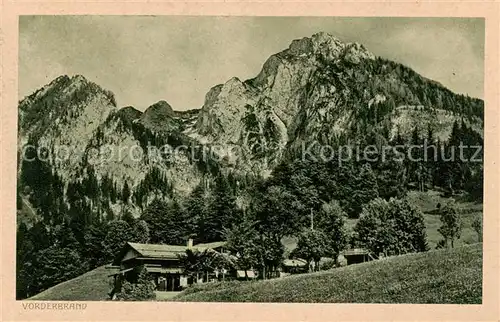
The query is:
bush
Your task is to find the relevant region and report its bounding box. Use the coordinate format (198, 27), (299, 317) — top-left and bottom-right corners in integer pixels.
(115, 267), (156, 301)
(319, 258), (336, 270)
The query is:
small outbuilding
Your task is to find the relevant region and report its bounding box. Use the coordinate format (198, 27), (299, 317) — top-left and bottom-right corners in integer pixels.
(281, 258), (308, 274)
(342, 248), (374, 265)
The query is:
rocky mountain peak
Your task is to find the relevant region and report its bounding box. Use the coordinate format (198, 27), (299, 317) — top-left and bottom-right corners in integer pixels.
(116, 106), (143, 121)
(144, 100), (175, 116)
(224, 76), (244, 88)
(139, 100), (180, 133)
(282, 32), (344, 58)
(310, 32), (345, 58)
(343, 42), (375, 63)
(18, 74), (117, 139)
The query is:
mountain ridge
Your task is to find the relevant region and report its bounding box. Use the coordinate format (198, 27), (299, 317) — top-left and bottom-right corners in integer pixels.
(16, 31), (485, 301)
(17, 31), (484, 217)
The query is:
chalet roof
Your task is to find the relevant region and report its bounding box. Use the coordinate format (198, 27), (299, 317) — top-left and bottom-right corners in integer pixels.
(113, 241), (226, 265)
(342, 248), (370, 256)
(195, 241), (226, 249)
(145, 267), (183, 274)
(128, 242), (188, 258)
(283, 258), (307, 267)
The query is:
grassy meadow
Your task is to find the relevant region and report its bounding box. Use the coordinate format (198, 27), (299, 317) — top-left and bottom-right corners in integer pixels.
(406, 190), (482, 249)
(172, 243), (482, 303)
(27, 266), (113, 301)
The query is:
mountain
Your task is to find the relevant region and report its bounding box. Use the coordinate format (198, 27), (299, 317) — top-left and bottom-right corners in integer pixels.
(192, 32), (482, 173)
(17, 31), (483, 218)
(139, 100), (182, 133)
(16, 31), (484, 301)
(18, 75), (118, 180)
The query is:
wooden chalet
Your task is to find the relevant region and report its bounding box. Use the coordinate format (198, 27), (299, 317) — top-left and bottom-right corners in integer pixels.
(108, 239), (228, 294)
(342, 248), (375, 265)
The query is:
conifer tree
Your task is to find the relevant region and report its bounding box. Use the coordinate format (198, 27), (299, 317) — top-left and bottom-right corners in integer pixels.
(122, 181), (131, 204)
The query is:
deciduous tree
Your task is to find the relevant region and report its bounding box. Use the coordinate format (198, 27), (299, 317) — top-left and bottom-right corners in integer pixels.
(438, 202), (462, 248)
(354, 197), (428, 256)
(316, 200), (348, 265)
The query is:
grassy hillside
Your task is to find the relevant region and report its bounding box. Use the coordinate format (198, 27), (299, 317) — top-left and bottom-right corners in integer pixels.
(406, 190), (482, 249)
(26, 245), (481, 303)
(28, 266), (114, 301)
(173, 243), (482, 303)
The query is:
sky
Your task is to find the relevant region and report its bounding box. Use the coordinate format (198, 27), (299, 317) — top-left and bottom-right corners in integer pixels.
(19, 16), (484, 111)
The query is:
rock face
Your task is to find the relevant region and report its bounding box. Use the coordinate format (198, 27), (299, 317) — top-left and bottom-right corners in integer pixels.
(192, 32), (382, 172)
(18, 76), (202, 218)
(18, 32), (483, 215)
(191, 32), (482, 173)
(139, 100), (181, 133)
(18, 75), (118, 181)
(86, 105), (201, 194)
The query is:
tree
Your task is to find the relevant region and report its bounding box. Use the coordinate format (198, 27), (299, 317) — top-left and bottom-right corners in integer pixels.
(29, 246), (86, 296)
(185, 183), (206, 241)
(466, 166), (483, 201)
(110, 181), (118, 203)
(257, 235), (285, 279)
(254, 185), (305, 241)
(268, 160), (322, 214)
(472, 215), (482, 242)
(316, 200), (348, 265)
(208, 174), (239, 241)
(346, 163), (379, 217)
(224, 217), (260, 277)
(292, 229), (329, 272)
(122, 181), (131, 204)
(103, 220), (134, 261)
(224, 216), (284, 279)
(141, 198), (192, 245)
(121, 208), (135, 225)
(179, 248), (235, 282)
(16, 223), (34, 299)
(132, 220), (150, 244)
(82, 223), (107, 268)
(438, 202), (462, 248)
(354, 197), (428, 256)
(372, 150), (407, 200)
(425, 124), (436, 187)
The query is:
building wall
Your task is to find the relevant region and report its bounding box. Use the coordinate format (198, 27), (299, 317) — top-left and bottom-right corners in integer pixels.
(122, 249), (139, 263)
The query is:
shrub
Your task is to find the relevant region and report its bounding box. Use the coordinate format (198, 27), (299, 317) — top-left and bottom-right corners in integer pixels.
(319, 258), (336, 270)
(115, 267), (156, 301)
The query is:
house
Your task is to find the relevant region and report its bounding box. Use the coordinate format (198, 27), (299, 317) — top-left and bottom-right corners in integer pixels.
(107, 239), (229, 295)
(342, 248), (375, 265)
(281, 258), (308, 275)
